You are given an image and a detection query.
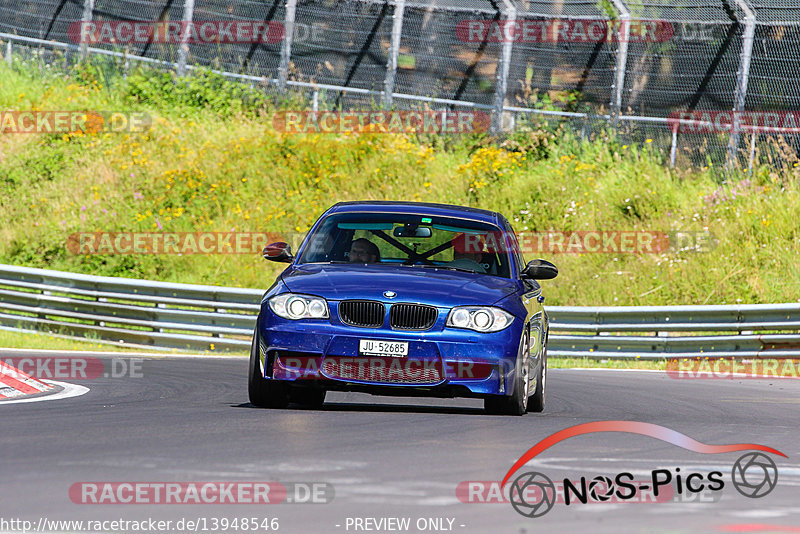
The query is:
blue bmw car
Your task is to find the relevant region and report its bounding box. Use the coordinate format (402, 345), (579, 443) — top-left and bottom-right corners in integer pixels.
(249, 201), (557, 415)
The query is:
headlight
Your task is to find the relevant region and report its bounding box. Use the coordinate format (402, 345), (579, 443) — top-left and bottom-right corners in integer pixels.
(269, 293), (329, 320)
(446, 306), (514, 332)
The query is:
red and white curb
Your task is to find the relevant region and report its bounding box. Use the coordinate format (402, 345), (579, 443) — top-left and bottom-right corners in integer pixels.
(0, 359), (55, 399)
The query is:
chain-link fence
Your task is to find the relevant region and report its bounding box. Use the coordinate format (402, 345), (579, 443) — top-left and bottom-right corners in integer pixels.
(2, 0), (800, 168)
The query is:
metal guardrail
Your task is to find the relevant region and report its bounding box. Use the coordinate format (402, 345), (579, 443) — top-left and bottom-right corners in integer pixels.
(0, 263), (262, 351)
(549, 304), (800, 359)
(1, 264), (799, 358)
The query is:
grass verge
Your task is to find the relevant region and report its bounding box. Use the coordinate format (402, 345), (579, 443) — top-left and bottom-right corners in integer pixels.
(2, 60), (799, 305)
(2, 57), (799, 357)
(549, 357), (666, 370)
(0, 328), (146, 352)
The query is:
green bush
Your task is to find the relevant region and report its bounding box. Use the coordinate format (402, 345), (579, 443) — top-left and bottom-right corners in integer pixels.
(124, 68), (268, 115)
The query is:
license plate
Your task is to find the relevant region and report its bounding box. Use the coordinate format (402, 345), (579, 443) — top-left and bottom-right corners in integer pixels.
(359, 339), (409, 357)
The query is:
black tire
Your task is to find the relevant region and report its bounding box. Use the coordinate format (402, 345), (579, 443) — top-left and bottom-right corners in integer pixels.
(527, 340), (546, 413)
(484, 329), (530, 416)
(290, 387), (326, 408)
(248, 327), (289, 408)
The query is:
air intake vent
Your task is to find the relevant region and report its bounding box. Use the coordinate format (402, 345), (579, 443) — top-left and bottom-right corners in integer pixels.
(321, 357), (443, 384)
(339, 300), (384, 328)
(389, 303), (438, 330)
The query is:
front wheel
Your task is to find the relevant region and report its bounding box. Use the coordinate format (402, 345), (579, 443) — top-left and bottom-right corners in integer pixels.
(484, 329), (530, 416)
(527, 342), (546, 413)
(248, 327), (289, 408)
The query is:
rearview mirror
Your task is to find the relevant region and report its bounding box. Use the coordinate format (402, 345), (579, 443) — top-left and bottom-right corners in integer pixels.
(521, 259), (558, 280)
(393, 225), (432, 238)
(263, 242), (293, 263)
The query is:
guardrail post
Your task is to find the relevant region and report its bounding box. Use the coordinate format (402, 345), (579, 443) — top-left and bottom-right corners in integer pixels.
(608, 0), (630, 128)
(5, 40), (11, 64)
(278, 0), (298, 91)
(727, 0), (756, 168)
(39, 289), (51, 320)
(156, 302), (166, 333)
(748, 131), (757, 173)
(382, 0), (405, 108)
(79, 0), (95, 61)
(176, 0), (196, 76)
(490, 0), (516, 135)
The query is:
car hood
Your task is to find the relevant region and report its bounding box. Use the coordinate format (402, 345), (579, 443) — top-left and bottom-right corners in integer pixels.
(280, 264), (518, 308)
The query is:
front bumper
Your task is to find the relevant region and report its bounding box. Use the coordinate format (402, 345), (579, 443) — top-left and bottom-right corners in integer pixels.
(256, 307), (523, 397)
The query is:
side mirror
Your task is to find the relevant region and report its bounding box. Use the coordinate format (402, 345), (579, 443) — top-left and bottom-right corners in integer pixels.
(263, 242), (293, 263)
(522, 259), (558, 280)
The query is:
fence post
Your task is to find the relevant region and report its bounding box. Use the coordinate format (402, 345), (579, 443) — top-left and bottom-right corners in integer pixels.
(122, 46), (130, 77)
(490, 0), (516, 135)
(608, 0), (630, 127)
(5, 40), (11, 65)
(670, 125), (678, 167)
(382, 0), (405, 108)
(176, 0), (196, 76)
(727, 0), (756, 168)
(278, 0), (298, 91)
(79, 0), (95, 61)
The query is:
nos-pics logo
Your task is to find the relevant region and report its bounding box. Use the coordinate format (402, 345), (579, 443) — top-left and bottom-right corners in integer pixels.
(502, 421), (783, 518)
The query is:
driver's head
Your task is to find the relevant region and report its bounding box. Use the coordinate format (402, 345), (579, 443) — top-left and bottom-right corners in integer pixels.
(452, 233), (484, 262)
(349, 238), (380, 263)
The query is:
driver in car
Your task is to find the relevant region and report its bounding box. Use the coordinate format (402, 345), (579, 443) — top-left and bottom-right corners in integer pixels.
(449, 233), (486, 273)
(348, 238), (381, 263)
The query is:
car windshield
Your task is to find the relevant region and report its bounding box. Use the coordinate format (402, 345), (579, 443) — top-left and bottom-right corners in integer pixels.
(296, 212), (513, 278)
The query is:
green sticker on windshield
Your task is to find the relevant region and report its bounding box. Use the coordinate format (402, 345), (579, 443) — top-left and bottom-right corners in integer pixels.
(421, 217), (432, 223)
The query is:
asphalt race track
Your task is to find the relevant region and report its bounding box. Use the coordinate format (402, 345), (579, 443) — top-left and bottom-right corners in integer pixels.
(1, 351), (799, 533)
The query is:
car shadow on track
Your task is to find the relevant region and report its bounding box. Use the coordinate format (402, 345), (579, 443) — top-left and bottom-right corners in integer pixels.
(233, 402), (486, 415)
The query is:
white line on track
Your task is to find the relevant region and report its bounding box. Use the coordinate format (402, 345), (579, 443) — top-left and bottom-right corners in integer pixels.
(0, 379), (89, 404)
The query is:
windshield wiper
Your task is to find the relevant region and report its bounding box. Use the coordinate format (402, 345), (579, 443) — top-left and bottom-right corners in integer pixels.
(321, 261), (390, 265)
(411, 264), (477, 273)
(300, 260), (351, 264)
